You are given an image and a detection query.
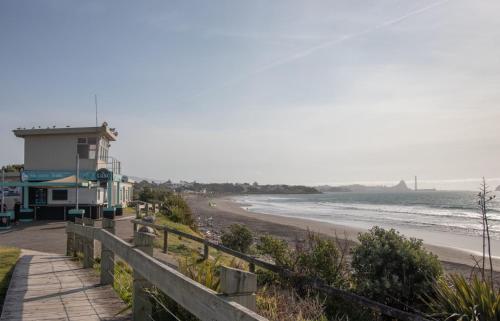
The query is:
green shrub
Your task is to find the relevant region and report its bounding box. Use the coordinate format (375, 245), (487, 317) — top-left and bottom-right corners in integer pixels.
(161, 194), (195, 228)
(351, 227), (442, 310)
(257, 233), (347, 288)
(296, 233), (347, 287)
(257, 235), (294, 267)
(221, 224), (254, 253)
(425, 274), (500, 321)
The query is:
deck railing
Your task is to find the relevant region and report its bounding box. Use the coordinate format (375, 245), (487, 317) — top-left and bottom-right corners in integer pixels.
(66, 218), (267, 321)
(132, 218), (434, 321)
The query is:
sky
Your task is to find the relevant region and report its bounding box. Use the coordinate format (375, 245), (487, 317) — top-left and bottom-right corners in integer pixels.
(1, 0), (499, 190)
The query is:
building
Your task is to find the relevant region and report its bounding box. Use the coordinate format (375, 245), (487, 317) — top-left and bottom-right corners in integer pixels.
(1, 123), (133, 220)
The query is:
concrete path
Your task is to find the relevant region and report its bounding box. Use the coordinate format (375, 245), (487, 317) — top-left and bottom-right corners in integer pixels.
(0, 217), (178, 268)
(0, 250), (132, 321)
(0, 216), (135, 255)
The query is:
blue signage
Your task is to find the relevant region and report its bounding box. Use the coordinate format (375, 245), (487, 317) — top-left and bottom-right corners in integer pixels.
(96, 168), (113, 182)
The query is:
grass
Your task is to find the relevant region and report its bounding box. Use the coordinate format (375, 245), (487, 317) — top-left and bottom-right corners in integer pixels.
(153, 214), (250, 269)
(0, 247), (20, 311)
(114, 260), (133, 306)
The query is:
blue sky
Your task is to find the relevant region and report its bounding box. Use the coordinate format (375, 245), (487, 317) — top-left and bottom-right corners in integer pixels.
(1, 0), (499, 189)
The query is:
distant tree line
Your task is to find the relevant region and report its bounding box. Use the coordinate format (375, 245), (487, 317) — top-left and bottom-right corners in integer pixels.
(1, 164), (24, 172)
(133, 179), (319, 195)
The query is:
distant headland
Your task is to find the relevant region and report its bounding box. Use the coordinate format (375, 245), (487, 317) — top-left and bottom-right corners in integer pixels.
(317, 180), (436, 193)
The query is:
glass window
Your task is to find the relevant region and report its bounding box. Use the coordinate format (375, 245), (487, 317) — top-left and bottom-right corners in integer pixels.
(77, 137), (97, 159)
(77, 144), (89, 159)
(89, 144), (96, 160)
(52, 189), (68, 201)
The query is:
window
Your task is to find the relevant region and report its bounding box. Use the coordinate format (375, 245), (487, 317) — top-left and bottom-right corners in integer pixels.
(52, 189), (68, 201)
(77, 137), (97, 160)
(98, 138), (109, 161)
(77, 144), (89, 158)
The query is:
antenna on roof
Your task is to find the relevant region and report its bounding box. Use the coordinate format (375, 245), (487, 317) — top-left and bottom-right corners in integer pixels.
(94, 94), (98, 127)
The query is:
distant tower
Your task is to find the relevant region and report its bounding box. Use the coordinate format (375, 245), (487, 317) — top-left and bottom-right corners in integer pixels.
(414, 176), (418, 191)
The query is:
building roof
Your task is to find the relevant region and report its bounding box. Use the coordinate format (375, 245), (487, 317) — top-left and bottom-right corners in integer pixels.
(13, 124), (117, 141)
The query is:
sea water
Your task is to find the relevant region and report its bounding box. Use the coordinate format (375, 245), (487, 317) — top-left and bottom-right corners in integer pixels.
(234, 191), (500, 256)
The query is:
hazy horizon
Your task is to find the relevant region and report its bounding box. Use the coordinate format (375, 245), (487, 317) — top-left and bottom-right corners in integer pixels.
(1, 1), (500, 190)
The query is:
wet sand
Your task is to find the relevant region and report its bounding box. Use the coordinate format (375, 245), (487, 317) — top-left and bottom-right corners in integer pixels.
(187, 194), (500, 280)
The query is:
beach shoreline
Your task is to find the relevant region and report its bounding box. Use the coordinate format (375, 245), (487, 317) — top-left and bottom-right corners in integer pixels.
(186, 194), (500, 278)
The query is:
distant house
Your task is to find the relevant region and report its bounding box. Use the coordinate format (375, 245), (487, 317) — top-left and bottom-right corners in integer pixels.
(3, 123), (133, 220)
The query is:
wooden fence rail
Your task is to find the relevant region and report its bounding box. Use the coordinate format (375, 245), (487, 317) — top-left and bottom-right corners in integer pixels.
(66, 219), (267, 321)
(131, 219), (433, 321)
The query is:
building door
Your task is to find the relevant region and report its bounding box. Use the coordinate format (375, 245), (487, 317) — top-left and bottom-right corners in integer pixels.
(29, 188), (48, 205)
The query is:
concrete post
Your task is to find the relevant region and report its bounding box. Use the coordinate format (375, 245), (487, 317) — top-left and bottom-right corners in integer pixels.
(116, 182), (121, 206)
(66, 223), (75, 257)
(133, 231), (155, 321)
(135, 204), (140, 219)
(22, 186), (29, 209)
(220, 266), (257, 311)
(74, 217), (83, 255)
(107, 180), (113, 209)
(82, 219), (95, 268)
(100, 219), (115, 285)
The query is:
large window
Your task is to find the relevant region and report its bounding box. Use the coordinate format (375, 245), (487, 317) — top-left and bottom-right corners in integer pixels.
(52, 189), (68, 201)
(98, 138), (109, 161)
(77, 137), (97, 159)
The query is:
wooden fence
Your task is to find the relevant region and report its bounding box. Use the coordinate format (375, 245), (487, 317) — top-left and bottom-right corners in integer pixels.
(132, 219), (434, 321)
(66, 219), (267, 321)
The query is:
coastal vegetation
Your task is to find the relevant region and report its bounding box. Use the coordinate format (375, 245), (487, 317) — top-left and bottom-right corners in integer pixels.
(351, 227), (442, 310)
(221, 224), (253, 253)
(125, 188), (500, 320)
(0, 247), (20, 311)
(134, 179), (320, 195)
(425, 274), (500, 321)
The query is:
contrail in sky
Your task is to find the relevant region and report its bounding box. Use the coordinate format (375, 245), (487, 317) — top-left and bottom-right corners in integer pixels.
(188, 0), (450, 100)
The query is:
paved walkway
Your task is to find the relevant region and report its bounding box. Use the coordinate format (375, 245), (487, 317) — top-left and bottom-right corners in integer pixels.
(0, 216), (135, 255)
(0, 250), (131, 321)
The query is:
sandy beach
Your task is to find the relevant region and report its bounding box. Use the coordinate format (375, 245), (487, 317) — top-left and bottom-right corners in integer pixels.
(186, 194), (500, 281)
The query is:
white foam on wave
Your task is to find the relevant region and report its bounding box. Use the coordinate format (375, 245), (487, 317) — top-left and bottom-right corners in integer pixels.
(233, 194), (500, 239)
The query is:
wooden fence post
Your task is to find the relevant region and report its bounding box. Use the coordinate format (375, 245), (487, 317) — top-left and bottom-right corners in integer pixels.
(203, 240), (209, 260)
(82, 218), (95, 268)
(220, 266), (257, 311)
(162, 228), (168, 254)
(133, 231), (155, 321)
(100, 218), (115, 285)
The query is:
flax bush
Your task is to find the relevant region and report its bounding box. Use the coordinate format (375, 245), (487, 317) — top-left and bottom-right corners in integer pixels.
(425, 274), (500, 321)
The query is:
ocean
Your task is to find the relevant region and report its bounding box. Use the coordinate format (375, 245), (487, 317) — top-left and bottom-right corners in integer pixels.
(234, 191), (500, 256)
